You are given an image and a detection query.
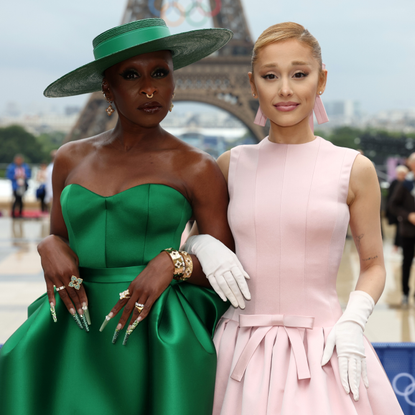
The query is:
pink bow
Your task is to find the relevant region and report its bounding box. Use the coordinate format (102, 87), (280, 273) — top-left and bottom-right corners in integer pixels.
(230, 313), (314, 382)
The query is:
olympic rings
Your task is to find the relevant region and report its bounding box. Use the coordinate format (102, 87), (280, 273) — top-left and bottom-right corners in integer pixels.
(392, 372), (415, 406)
(153, 0), (222, 26)
(161, 2), (186, 27)
(185, 2), (209, 27)
(200, 0), (222, 17)
(148, 0), (161, 17)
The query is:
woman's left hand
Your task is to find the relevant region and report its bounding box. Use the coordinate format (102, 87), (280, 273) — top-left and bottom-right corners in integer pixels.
(101, 252), (174, 345)
(321, 290), (375, 401)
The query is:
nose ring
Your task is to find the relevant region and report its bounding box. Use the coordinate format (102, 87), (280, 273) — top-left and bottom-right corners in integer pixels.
(146, 93), (154, 99)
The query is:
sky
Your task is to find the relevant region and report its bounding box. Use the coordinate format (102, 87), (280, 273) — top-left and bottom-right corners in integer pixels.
(1, 0), (415, 116)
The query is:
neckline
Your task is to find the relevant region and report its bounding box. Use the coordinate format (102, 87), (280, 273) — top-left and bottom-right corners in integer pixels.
(62, 183), (191, 207)
(264, 135), (320, 146)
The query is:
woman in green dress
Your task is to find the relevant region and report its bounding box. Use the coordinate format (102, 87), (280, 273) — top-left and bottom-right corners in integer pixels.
(0, 18), (250, 415)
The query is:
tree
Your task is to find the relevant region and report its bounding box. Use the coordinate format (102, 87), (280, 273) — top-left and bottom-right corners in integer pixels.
(36, 131), (65, 159)
(0, 125), (44, 163)
(327, 127), (362, 150)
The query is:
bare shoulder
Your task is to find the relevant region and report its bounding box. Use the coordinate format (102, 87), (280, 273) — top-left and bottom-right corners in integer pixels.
(217, 150), (231, 182)
(348, 154), (379, 205)
(53, 133), (108, 180)
(166, 133), (220, 176)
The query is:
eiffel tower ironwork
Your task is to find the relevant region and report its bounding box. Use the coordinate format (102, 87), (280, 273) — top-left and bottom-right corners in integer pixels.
(65, 0), (266, 143)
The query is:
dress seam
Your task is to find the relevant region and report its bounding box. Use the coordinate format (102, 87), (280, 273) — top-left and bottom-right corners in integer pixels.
(325, 150), (347, 318)
(104, 199), (108, 268)
(277, 147), (287, 313)
(142, 185), (150, 262)
(303, 138), (321, 313)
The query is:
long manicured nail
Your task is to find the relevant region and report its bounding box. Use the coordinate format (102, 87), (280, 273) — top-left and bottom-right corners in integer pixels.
(82, 303), (91, 325)
(122, 319), (140, 346)
(99, 312), (113, 332)
(112, 328), (121, 344)
(80, 313), (90, 332)
(112, 324), (122, 344)
(70, 308), (83, 330)
(50, 302), (57, 323)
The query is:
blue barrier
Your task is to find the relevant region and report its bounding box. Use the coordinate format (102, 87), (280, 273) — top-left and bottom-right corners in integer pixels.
(373, 343), (415, 414)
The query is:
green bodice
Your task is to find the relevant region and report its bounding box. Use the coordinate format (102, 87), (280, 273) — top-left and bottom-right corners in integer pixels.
(61, 183), (192, 267)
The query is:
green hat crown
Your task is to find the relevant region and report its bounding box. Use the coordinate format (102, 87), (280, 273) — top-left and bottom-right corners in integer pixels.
(92, 19), (171, 60)
(44, 18), (233, 98)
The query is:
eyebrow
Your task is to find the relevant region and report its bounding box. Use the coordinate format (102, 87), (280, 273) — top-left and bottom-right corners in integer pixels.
(261, 60), (311, 68)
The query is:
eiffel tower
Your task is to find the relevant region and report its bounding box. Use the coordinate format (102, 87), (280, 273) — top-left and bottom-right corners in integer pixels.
(65, 0), (266, 143)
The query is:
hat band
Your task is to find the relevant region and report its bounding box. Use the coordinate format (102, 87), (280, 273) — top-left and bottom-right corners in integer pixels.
(93, 26), (171, 60)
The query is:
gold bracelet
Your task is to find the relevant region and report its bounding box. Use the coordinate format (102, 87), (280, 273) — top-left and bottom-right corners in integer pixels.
(178, 250), (193, 281)
(162, 248), (185, 278)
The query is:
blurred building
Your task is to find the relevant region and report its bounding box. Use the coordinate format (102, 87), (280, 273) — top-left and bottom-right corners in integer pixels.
(0, 105), (80, 135)
(325, 100), (362, 125)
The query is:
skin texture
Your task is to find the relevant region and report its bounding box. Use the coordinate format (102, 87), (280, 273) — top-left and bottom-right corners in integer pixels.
(218, 39), (385, 303)
(38, 50), (234, 331)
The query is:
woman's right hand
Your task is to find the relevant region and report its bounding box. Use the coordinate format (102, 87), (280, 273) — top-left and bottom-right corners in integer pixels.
(183, 234), (251, 309)
(38, 235), (90, 330)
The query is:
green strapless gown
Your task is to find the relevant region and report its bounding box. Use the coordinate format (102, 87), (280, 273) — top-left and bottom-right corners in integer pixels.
(0, 184), (229, 415)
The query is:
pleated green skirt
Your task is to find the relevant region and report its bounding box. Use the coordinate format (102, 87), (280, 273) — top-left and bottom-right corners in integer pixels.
(0, 266), (229, 415)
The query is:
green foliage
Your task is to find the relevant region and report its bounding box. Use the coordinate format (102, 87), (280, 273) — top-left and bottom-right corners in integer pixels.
(36, 131), (65, 161)
(0, 125), (44, 163)
(325, 126), (362, 150)
(0, 125), (64, 164)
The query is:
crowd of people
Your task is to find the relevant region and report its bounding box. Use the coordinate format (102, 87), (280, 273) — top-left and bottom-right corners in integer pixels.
(0, 16), (406, 415)
(5, 150), (56, 218)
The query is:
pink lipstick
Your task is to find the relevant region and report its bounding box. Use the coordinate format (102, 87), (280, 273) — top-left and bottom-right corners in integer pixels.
(274, 102), (299, 112)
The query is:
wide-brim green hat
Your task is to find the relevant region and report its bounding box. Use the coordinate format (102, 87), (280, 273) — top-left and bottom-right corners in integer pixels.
(44, 18), (232, 98)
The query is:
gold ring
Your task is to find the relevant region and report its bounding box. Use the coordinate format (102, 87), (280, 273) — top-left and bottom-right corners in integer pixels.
(135, 302), (145, 313)
(68, 275), (83, 290)
(119, 289), (131, 300)
(55, 285), (65, 291)
(146, 93), (154, 99)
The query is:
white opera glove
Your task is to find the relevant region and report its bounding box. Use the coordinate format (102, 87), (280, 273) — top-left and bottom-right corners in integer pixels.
(183, 235), (251, 309)
(321, 290), (375, 401)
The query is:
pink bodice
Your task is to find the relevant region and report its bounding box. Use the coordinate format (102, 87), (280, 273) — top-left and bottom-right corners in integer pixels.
(227, 136), (358, 326)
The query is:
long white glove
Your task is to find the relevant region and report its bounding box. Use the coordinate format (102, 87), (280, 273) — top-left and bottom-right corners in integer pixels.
(183, 235), (251, 309)
(321, 290), (375, 401)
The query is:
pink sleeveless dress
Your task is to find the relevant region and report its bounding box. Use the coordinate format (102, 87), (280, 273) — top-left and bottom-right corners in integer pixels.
(213, 136), (403, 415)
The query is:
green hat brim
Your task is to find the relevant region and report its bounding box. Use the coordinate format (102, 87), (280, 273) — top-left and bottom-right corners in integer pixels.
(44, 28), (232, 98)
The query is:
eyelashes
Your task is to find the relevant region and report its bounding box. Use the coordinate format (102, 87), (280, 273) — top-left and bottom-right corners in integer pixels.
(120, 69), (138, 80)
(152, 68), (170, 78)
(293, 72), (308, 78)
(261, 72), (309, 80)
(119, 67), (170, 80)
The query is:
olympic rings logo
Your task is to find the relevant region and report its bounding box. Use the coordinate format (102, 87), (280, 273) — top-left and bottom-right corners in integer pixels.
(392, 373), (415, 406)
(149, 0), (222, 27)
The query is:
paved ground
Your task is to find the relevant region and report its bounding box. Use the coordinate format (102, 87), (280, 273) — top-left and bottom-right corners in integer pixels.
(0, 216), (414, 344)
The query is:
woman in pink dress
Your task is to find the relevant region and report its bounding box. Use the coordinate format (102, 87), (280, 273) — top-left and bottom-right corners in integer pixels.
(209, 22), (403, 414)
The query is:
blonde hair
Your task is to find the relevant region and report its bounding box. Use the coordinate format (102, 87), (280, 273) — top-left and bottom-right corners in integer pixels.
(396, 165), (409, 174)
(251, 22), (322, 70)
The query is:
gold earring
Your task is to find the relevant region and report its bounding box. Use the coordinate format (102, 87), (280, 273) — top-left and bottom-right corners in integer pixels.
(104, 96), (114, 116)
(106, 103), (114, 116)
(169, 92), (175, 112)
